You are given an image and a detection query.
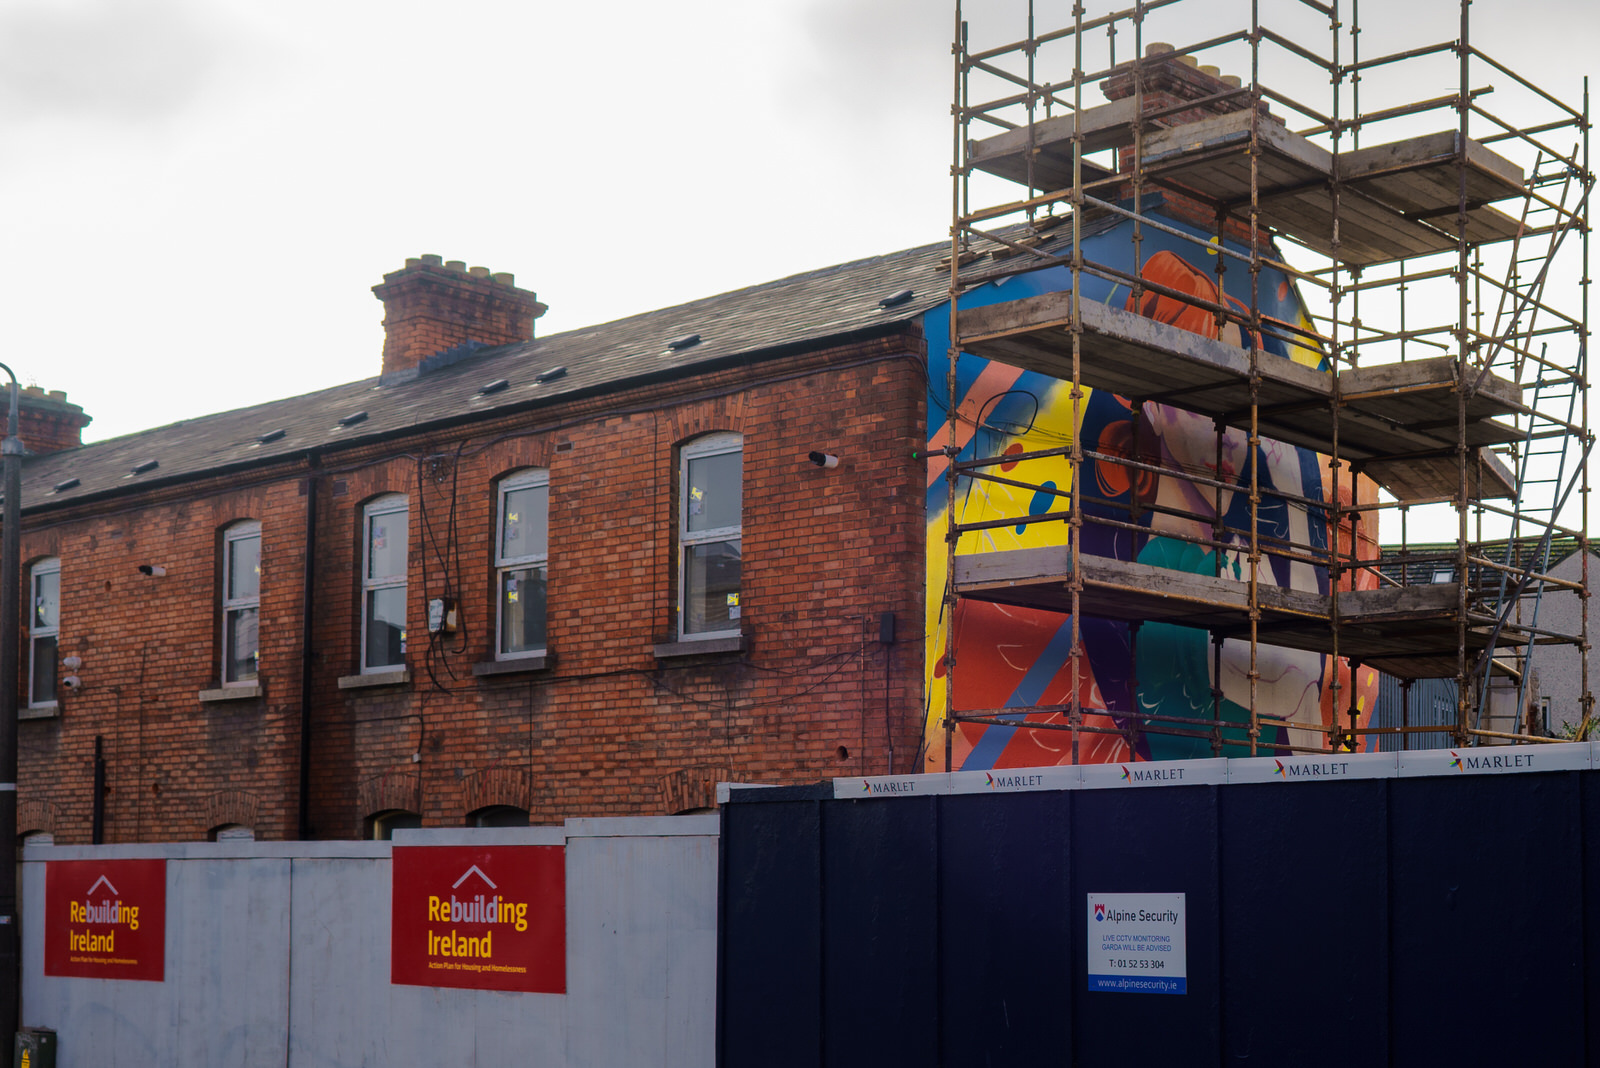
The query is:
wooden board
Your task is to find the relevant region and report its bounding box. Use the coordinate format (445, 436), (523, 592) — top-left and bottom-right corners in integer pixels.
(955, 293), (1524, 500)
(953, 547), (1520, 678)
(1364, 447), (1517, 501)
(967, 98), (1135, 191)
(974, 107), (1530, 265)
(1342, 131), (1526, 212)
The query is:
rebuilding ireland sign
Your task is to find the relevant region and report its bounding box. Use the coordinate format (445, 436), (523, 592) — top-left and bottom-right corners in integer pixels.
(391, 844), (566, 994)
(44, 858), (166, 982)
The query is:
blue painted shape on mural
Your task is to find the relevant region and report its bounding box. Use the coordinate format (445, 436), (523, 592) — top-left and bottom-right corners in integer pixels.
(1020, 481), (1059, 534)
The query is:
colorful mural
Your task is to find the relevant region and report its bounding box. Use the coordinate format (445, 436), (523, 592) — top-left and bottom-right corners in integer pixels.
(922, 209), (1379, 771)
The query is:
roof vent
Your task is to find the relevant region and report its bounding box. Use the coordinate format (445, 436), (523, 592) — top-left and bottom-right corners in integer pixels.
(129, 459), (159, 476)
(535, 366), (567, 384)
(53, 477), (80, 493)
(338, 411), (369, 428)
(878, 288), (914, 309)
(478, 378), (510, 396)
(666, 333), (701, 352)
(257, 428), (287, 445)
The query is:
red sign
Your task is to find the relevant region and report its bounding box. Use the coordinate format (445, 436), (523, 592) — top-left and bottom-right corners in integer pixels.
(391, 845), (565, 993)
(43, 859), (166, 982)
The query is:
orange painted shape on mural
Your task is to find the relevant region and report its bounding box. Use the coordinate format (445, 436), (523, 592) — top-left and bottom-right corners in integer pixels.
(985, 709), (1132, 768)
(948, 601), (1069, 712)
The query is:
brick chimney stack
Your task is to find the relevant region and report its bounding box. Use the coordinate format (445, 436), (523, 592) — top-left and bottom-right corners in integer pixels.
(1100, 43), (1254, 133)
(16, 387), (91, 454)
(372, 255), (547, 379)
(1101, 44), (1265, 237)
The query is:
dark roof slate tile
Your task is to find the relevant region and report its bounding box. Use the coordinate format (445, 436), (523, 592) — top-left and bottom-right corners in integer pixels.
(23, 237), (957, 513)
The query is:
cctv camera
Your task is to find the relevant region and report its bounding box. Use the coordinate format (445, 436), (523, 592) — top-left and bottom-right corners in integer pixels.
(60, 675), (82, 691)
(807, 452), (840, 469)
(137, 565), (167, 577)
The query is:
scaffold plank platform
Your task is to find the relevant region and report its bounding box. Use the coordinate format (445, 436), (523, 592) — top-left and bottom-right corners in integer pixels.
(953, 546), (1519, 679)
(964, 98), (1134, 191)
(956, 294), (1523, 500)
(968, 109), (1527, 264)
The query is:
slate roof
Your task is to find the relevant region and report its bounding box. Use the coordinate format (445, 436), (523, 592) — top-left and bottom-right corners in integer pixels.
(1377, 537), (1588, 586)
(21, 237), (965, 516)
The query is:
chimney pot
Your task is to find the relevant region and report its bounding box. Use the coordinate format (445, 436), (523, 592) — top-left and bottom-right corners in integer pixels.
(1145, 42), (1173, 56)
(1200, 64), (1220, 76)
(445, 260), (467, 272)
(1223, 74), (1242, 88)
(1176, 54), (1198, 67)
(469, 266), (490, 278)
(492, 272), (515, 286)
(420, 254), (443, 266)
(405, 257), (421, 268)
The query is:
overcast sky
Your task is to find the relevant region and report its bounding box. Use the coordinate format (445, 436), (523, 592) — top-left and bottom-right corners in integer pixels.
(1, 0), (1594, 451)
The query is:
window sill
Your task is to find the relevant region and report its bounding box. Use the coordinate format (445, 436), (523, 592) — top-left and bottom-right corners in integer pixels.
(338, 670), (410, 690)
(653, 635), (745, 659)
(198, 684), (263, 703)
(473, 655), (550, 677)
(20, 704), (59, 721)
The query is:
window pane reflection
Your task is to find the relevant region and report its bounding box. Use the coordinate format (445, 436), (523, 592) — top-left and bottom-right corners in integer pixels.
(365, 587), (407, 668)
(683, 540), (741, 635)
(499, 566), (547, 655)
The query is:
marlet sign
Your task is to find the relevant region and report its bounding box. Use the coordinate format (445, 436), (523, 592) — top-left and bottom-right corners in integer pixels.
(391, 845), (566, 994)
(43, 859), (166, 982)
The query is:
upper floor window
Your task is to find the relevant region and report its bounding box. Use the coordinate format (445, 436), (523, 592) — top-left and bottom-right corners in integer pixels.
(679, 433), (742, 640)
(29, 558), (60, 708)
(496, 469), (549, 659)
(222, 522), (261, 684)
(362, 495), (409, 672)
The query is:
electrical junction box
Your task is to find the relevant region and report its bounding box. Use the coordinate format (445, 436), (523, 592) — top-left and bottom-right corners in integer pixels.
(427, 598), (458, 635)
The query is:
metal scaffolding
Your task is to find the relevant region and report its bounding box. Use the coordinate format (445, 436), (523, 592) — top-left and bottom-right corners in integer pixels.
(941, 0), (1592, 763)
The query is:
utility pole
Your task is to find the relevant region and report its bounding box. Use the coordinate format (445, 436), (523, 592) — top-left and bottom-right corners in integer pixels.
(0, 363), (23, 1045)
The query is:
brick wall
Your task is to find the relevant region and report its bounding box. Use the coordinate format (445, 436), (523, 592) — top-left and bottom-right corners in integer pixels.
(20, 480), (307, 842)
(19, 333), (927, 841)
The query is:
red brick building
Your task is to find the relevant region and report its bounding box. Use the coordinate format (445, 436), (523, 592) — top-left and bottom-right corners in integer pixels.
(17, 250), (936, 842)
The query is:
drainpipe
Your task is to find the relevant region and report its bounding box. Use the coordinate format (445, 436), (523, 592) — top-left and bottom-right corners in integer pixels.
(91, 736), (104, 844)
(0, 364), (22, 1045)
(297, 452), (321, 839)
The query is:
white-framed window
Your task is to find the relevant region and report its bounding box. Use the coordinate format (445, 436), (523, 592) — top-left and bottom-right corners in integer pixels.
(362, 495), (409, 672)
(221, 521), (261, 685)
(28, 558), (60, 708)
(679, 433), (742, 640)
(496, 469), (549, 659)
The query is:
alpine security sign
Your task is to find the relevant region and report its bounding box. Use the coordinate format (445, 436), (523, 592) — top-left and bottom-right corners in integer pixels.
(1086, 892), (1187, 994)
(44, 859), (167, 982)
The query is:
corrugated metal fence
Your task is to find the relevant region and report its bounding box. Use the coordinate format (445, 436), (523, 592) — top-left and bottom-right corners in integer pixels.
(720, 759), (1597, 1067)
(1372, 673), (1457, 750)
(22, 817), (717, 1068)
